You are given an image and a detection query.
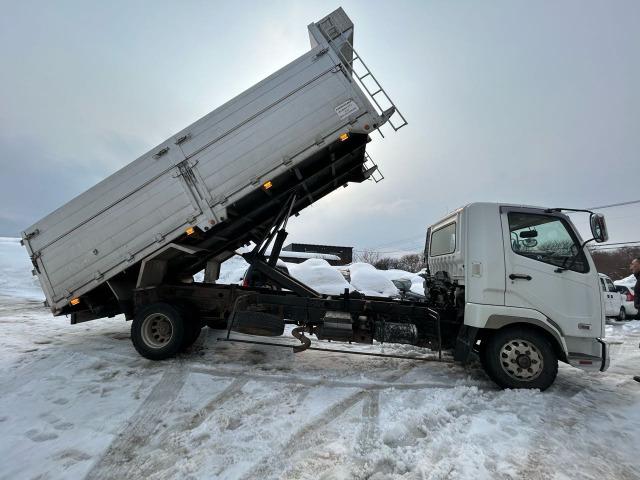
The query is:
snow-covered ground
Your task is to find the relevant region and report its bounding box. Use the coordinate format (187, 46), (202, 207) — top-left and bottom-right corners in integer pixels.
(1, 241), (640, 479)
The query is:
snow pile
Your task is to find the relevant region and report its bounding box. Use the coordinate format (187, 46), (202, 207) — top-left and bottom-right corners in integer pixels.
(614, 274), (637, 287)
(216, 255), (250, 285)
(0, 237), (44, 300)
(287, 258), (354, 295)
(377, 268), (426, 295)
(347, 262), (399, 297)
(203, 256), (412, 298)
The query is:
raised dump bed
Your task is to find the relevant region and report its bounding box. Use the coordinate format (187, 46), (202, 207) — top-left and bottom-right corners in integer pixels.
(22, 8), (405, 319)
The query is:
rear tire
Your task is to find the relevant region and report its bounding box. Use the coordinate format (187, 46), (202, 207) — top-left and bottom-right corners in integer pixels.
(481, 327), (558, 391)
(619, 307), (627, 321)
(131, 303), (186, 360)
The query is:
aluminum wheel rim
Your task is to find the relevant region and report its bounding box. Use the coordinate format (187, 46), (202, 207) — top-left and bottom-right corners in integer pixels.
(499, 338), (544, 381)
(141, 313), (174, 349)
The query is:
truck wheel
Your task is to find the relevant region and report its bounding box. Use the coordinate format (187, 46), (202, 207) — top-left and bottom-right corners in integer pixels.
(131, 303), (186, 360)
(481, 327), (558, 391)
(619, 307), (627, 321)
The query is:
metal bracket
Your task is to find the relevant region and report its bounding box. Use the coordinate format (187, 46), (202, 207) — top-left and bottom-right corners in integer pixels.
(153, 147), (170, 159)
(23, 229), (40, 241)
(174, 133), (191, 145)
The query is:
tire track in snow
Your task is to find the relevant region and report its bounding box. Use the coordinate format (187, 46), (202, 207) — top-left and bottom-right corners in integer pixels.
(357, 391), (380, 453)
(186, 377), (250, 431)
(188, 365), (462, 391)
(85, 368), (187, 480)
(241, 364), (414, 480)
(86, 375), (250, 480)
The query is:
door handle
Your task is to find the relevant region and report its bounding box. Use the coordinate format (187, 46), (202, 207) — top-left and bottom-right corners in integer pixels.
(509, 274), (532, 281)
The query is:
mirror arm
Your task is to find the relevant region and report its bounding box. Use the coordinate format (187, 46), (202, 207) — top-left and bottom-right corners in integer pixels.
(581, 237), (595, 250)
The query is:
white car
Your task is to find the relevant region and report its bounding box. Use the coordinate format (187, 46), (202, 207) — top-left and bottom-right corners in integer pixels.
(599, 273), (626, 320)
(613, 282), (638, 319)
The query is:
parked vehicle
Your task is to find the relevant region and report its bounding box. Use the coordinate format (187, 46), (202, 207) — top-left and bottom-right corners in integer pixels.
(613, 283), (637, 318)
(599, 274), (626, 320)
(23, 8), (610, 391)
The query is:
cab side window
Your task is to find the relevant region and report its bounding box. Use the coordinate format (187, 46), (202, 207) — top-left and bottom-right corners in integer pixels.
(508, 212), (588, 273)
(430, 222), (456, 256)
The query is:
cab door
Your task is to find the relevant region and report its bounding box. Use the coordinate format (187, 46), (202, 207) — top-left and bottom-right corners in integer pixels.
(501, 207), (603, 338)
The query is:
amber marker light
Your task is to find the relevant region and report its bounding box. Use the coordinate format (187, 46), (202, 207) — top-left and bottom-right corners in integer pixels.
(262, 180), (273, 190)
(70, 298), (80, 306)
(339, 132), (349, 141)
(186, 227), (195, 235)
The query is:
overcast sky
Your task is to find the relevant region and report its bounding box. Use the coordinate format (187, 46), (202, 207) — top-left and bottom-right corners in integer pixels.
(1, 0), (638, 256)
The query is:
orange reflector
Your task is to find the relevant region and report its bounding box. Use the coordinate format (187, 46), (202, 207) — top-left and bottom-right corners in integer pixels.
(339, 132), (349, 141)
(186, 227), (195, 235)
(262, 180), (273, 190)
(70, 298), (80, 306)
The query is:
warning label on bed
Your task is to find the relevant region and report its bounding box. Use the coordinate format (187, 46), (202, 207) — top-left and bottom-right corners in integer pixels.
(335, 99), (360, 119)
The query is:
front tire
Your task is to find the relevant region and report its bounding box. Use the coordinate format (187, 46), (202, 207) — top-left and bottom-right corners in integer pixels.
(481, 327), (558, 391)
(131, 303), (186, 360)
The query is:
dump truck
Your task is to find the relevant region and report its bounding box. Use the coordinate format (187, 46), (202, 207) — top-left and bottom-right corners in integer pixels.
(23, 8), (610, 390)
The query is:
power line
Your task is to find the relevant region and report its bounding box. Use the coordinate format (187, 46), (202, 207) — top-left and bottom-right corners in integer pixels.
(591, 240), (640, 250)
(588, 199), (640, 210)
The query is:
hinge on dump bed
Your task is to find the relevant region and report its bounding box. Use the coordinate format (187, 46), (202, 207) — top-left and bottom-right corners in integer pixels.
(174, 133), (191, 145)
(22, 229), (39, 244)
(315, 46), (329, 58)
(30, 251), (41, 274)
(153, 147), (170, 159)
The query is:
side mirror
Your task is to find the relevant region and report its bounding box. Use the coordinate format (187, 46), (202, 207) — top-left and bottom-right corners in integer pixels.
(590, 213), (608, 243)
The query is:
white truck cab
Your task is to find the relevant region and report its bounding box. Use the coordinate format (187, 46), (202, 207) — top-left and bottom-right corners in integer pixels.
(427, 202), (609, 389)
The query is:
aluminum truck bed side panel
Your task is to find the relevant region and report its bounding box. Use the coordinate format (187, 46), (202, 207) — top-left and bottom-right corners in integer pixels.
(24, 44), (384, 313)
